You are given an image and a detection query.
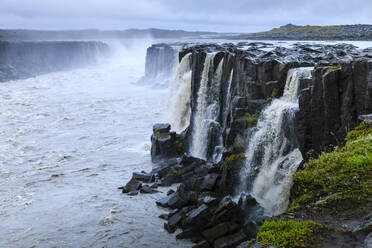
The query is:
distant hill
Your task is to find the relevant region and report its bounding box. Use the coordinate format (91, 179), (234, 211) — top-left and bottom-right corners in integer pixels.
(236, 24), (372, 40)
(0, 28), (219, 41)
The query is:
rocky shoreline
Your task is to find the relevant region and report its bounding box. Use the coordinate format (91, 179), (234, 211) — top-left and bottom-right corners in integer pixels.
(122, 42), (372, 248)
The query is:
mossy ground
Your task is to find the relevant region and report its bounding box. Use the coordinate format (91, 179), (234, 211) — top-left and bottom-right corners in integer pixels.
(249, 122), (372, 248)
(289, 121), (372, 216)
(255, 220), (324, 248)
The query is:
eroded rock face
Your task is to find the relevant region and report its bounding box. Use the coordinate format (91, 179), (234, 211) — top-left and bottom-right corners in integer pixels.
(177, 42), (372, 161)
(145, 42), (372, 248)
(151, 123), (184, 163)
(0, 41), (109, 82)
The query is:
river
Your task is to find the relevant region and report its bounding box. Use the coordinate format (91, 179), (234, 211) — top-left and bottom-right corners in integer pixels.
(0, 39), (190, 248)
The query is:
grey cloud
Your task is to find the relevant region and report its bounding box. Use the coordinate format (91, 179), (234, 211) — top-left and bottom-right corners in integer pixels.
(0, 0), (371, 32)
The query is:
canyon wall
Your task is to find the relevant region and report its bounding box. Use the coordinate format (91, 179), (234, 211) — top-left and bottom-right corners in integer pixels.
(0, 41), (109, 82)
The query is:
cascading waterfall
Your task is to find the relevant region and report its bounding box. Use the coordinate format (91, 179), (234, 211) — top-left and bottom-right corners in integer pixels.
(238, 67), (313, 216)
(167, 53), (192, 132)
(222, 69), (233, 130)
(189, 54), (224, 161)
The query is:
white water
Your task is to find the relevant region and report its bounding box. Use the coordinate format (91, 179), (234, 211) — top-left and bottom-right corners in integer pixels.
(239, 67), (313, 216)
(189, 54), (224, 161)
(0, 40), (190, 248)
(167, 53), (192, 132)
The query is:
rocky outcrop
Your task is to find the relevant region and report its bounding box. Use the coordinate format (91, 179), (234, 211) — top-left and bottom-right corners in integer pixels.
(134, 42), (372, 247)
(298, 60), (372, 157)
(0, 41), (109, 82)
(180, 42), (372, 162)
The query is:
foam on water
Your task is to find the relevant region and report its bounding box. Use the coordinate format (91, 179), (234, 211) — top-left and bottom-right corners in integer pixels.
(0, 40), (190, 248)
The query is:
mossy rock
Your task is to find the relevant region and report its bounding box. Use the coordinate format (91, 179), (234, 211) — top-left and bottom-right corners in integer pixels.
(255, 220), (325, 248)
(289, 121), (372, 217)
(225, 153), (246, 164)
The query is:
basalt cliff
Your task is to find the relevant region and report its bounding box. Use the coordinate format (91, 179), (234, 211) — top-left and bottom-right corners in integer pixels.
(0, 41), (109, 82)
(123, 42), (372, 248)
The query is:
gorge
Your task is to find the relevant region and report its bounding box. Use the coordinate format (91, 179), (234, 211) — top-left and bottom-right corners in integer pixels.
(133, 41), (372, 248)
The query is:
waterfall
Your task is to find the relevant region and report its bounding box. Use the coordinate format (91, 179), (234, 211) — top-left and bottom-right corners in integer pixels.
(222, 69), (233, 130)
(238, 67), (313, 216)
(189, 54), (224, 161)
(167, 53), (192, 132)
(141, 44), (179, 87)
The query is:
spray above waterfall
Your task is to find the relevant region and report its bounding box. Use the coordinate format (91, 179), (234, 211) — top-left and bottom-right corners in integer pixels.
(238, 67), (313, 216)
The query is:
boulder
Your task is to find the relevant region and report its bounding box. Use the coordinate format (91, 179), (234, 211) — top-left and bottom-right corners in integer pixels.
(132, 172), (154, 183)
(201, 222), (239, 243)
(200, 173), (219, 191)
(140, 185), (159, 194)
(213, 231), (247, 248)
(122, 178), (142, 193)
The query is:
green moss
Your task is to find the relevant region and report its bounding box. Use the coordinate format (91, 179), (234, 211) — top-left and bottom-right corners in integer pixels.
(256, 220), (324, 248)
(225, 153), (245, 164)
(327, 65), (342, 70)
(271, 88), (280, 98)
(243, 111), (260, 127)
(154, 130), (169, 138)
(290, 121), (372, 212)
(174, 139), (183, 153)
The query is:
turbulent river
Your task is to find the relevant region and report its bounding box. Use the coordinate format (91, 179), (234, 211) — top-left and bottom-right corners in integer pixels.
(0, 40), (190, 248)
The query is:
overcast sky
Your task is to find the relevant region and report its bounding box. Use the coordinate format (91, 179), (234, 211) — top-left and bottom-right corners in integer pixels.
(0, 0), (371, 32)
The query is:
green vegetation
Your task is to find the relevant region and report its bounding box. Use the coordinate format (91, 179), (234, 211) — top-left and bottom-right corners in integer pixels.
(289, 121), (372, 213)
(271, 88), (280, 98)
(255, 220), (324, 248)
(238, 25), (341, 38)
(154, 130), (169, 138)
(327, 65), (342, 70)
(225, 153), (245, 164)
(175, 139), (183, 153)
(243, 111), (260, 127)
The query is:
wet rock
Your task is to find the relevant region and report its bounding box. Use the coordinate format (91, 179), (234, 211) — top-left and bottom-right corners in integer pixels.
(156, 194), (174, 207)
(132, 172), (154, 183)
(192, 240), (211, 248)
(127, 190), (139, 196)
(164, 222), (177, 233)
(159, 213), (169, 220)
(150, 183), (159, 188)
(156, 192), (188, 209)
(202, 222), (239, 243)
(167, 189), (175, 195)
(140, 185), (159, 194)
(185, 204), (212, 226)
(168, 212), (182, 227)
(153, 123), (171, 134)
(122, 178), (142, 193)
(199, 195), (218, 205)
(213, 231), (247, 248)
(359, 114), (372, 123)
(200, 173), (219, 191)
(176, 229), (200, 240)
(151, 124), (183, 163)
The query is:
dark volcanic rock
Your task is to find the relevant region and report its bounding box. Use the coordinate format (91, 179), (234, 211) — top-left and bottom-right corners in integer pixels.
(122, 178), (142, 193)
(140, 185), (159, 194)
(151, 123), (183, 163)
(132, 172), (154, 183)
(213, 231), (247, 248)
